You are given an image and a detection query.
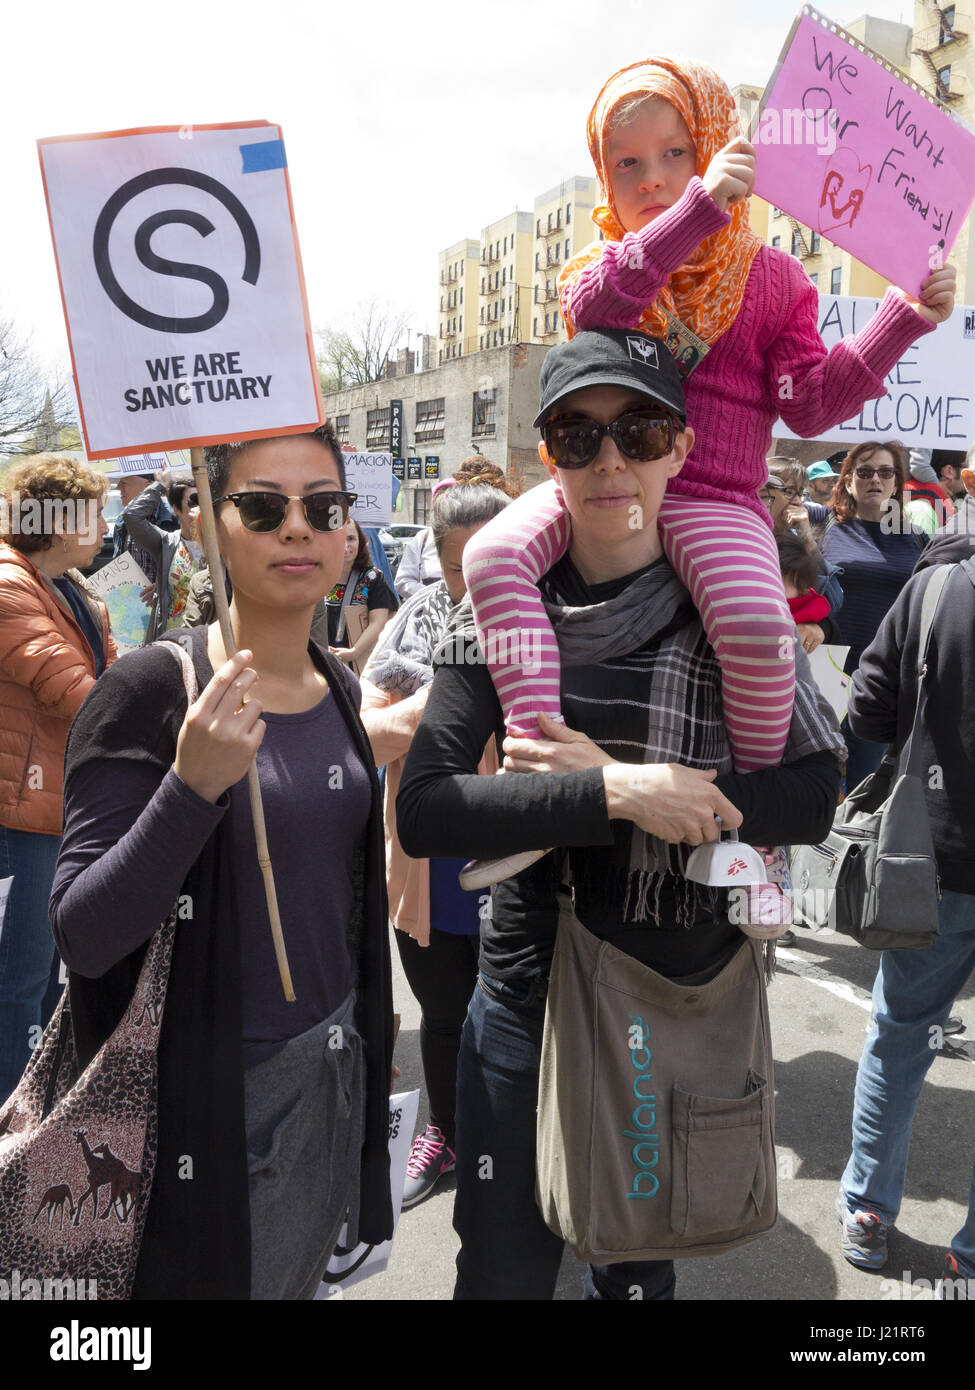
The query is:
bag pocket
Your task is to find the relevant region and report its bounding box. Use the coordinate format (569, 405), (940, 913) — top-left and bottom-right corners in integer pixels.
(670, 1069), (773, 1241)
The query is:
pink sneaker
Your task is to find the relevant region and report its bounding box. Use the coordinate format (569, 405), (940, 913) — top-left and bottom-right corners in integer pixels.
(731, 846), (794, 941)
(402, 1124), (456, 1209)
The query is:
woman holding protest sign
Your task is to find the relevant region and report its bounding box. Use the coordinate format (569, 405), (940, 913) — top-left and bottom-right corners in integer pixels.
(0, 455), (114, 1104)
(49, 422), (394, 1299)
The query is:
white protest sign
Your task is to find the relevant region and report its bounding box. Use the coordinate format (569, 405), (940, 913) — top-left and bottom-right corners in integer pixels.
(318, 1088), (419, 1296)
(39, 122), (323, 458)
(0, 877), (13, 948)
(343, 453), (394, 527)
(807, 644), (851, 725)
(85, 551), (152, 653)
(776, 297), (974, 448)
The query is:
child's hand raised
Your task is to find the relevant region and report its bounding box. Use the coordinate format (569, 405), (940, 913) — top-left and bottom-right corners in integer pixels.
(893, 264), (956, 326)
(702, 137), (756, 213)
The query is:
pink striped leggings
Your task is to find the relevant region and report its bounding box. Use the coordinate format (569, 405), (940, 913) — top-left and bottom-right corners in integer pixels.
(461, 480), (795, 773)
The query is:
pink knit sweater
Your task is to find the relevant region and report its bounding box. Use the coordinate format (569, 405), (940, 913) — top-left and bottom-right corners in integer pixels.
(562, 177), (935, 523)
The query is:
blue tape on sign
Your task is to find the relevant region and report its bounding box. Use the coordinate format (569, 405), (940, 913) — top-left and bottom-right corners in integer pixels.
(240, 139), (287, 173)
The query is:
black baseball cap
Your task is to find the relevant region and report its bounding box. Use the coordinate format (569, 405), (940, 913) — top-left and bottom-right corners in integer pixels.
(533, 328), (687, 429)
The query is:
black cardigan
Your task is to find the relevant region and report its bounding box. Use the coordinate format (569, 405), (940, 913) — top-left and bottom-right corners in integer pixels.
(61, 625), (393, 1299)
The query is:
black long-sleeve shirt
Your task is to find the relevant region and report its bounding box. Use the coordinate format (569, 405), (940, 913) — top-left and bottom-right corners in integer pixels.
(397, 558), (841, 981)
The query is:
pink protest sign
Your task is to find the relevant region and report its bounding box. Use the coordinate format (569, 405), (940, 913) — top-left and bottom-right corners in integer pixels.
(750, 6), (975, 297)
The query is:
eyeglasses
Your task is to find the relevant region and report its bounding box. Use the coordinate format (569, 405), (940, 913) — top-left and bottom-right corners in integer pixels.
(853, 467), (896, 481)
(542, 408), (677, 469)
(214, 490), (358, 533)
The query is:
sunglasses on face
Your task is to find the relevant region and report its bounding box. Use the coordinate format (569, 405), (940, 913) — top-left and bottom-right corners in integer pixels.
(853, 467), (896, 481)
(214, 490), (358, 533)
(542, 408), (678, 469)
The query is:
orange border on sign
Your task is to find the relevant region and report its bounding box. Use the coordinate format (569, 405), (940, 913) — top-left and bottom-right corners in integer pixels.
(37, 119), (326, 460)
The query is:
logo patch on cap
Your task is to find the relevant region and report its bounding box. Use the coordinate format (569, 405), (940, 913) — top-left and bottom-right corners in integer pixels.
(625, 336), (659, 368)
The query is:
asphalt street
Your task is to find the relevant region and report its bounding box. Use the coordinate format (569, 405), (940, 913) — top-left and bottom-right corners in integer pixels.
(342, 919), (974, 1306)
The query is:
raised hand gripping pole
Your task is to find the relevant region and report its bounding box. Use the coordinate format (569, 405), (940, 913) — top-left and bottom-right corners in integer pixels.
(189, 445), (296, 1002)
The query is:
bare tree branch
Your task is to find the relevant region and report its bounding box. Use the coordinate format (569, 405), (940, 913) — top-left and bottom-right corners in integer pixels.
(0, 315), (72, 448)
(315, 298), (412, 390)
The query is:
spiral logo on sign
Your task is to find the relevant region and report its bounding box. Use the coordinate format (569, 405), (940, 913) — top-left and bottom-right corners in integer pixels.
(92, 168), (261, 333)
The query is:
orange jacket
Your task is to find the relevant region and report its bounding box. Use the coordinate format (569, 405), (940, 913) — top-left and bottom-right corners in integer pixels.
(0, 544), (116, 835)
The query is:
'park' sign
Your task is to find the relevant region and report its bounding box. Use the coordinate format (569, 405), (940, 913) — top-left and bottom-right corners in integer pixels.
(38, 121), (323, 458)
(751, 7), (975, 297)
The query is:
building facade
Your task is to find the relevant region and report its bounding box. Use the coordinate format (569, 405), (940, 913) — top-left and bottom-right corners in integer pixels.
(437, 239), (481, 366)
(324, 342), (549, 523)
(531, 177), (602, 347)
(478, 211), (534, 357)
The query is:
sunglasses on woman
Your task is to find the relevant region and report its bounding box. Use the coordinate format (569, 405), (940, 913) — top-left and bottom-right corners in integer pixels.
(215, 490), (358, 533)
(542, 407), (677, 469)
(853, 467), (896, 481)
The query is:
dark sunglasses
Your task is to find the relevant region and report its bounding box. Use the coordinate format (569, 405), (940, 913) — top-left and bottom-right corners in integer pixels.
(543, 408), (678, 469)
(214, 490), (358, 533)
(853, 467), (896, 481)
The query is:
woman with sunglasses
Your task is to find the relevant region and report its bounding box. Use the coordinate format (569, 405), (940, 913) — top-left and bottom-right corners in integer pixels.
(821, 441), (927, 789)
(120, 474), (206, 642)
(49, 423), (394, 1299)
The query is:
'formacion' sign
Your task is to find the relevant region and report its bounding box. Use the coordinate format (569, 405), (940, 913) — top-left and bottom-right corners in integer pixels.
(751, 7), (975, 297)
(38, 121), (323, 458)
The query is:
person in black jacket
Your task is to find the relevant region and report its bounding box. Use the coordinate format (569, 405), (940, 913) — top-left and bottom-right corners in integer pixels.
(50, 423), (393, 1299)
(837, 557), (975, 1294)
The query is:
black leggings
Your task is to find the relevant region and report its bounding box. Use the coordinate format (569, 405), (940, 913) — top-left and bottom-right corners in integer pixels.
(395, 927), (480, 1146)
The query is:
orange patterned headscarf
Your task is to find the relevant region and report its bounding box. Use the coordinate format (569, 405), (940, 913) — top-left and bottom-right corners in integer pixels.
(561, 57), (764, 347)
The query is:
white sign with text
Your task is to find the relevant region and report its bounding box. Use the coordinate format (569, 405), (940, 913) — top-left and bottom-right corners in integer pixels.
(776, 296), (974, 448)
(343, 453), (394, 527)
(39, 122), (322, 458)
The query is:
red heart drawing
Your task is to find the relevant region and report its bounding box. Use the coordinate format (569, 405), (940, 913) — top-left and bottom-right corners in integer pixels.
(819, 148), (873, 236)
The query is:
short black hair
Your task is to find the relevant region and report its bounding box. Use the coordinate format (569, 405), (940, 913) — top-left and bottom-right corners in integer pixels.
(204, 421), (346, 499)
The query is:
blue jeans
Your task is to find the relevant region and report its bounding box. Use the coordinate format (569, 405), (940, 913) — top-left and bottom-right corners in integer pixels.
(453, 970), (675, 1300)
(0, 826), (62, 1105)
(841, 889), (975, 1275)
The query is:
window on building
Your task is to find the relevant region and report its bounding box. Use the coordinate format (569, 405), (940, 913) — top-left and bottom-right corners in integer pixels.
(472, 387), (497, 437)
(413, 487), (433, 525)
(366, 408), (389, 449)
(941, 6), (955, 42)
(566, 202), (572, 223)
(791, 230), (802, 256)
(537, 218), (542, 236)
(535, 251), (541, 270)
(508, 296), (512, 312)
(533, 317), (537, 337)
(938, 65), (951, 92)
(830, 267), (842, 294)
(502, 267), (507, 285)
(556, 208), (562, 228)
(493, 331), (498, 347)
(810, 232), (820, 253)
(480, 335), (484, 349)
(564, 239), (570, 259)
(415, 397), (445, 442)
(503, 235), (508, 254)
(809, 272), (819, 288)
(334, 414), (350, 444)
(772, 235), (781, 249)
(547, 212), (553, 232)
(439, 295), (444, 310)
(460, 287), (463, 303)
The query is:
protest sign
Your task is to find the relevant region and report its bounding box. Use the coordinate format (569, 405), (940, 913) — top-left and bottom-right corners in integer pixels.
(343, 452), (393, 526)
(776, 295), (974, 447)
(38, 121), (323, 458)
(85, 551), (152, 653)
(750, 6), (975, 296)
(807, 644), (851, 725)
(0, 878), (12, 949)
(319, 1089), (420, 1295)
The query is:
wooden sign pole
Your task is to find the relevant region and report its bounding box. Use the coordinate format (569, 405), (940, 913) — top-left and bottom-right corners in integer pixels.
(189, 445), (296, 1003)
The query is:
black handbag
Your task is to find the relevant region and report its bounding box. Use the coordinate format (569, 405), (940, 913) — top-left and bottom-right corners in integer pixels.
(790, 563), (954, 951)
